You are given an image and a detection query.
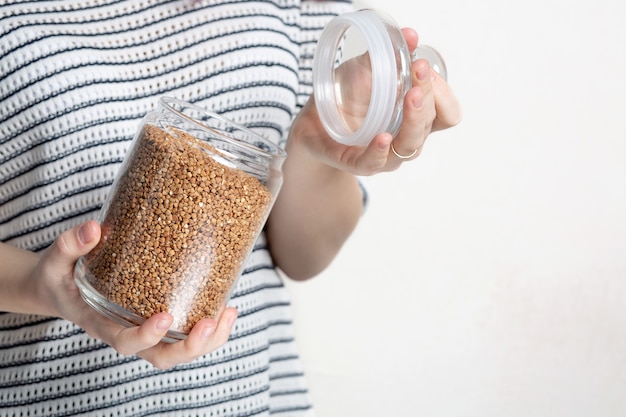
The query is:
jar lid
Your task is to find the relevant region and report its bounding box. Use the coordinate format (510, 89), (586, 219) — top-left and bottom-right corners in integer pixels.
(313, 9), (411, 146)
(412, 45), (448, 81)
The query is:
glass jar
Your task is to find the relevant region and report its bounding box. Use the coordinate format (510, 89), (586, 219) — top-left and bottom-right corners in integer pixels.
(313, 9), (447, 146)
(74, 97), (286, 342)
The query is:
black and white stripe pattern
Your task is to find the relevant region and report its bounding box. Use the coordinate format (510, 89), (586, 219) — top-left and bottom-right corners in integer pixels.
(0, 0), (352, 415)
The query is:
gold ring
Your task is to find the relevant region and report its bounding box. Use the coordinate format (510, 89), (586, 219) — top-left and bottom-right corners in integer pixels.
(390, 142), (418, 159)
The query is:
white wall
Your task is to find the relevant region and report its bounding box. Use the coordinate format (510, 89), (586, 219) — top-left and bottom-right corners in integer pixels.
(284, 0), (626, 416)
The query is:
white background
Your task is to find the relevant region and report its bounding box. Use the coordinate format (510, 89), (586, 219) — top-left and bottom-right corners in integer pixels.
(284, 0), (626, 416)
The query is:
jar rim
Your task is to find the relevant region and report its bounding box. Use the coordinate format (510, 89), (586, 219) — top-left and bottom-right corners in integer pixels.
(158, 96), (287, 160)
(313, 9), (412, 146)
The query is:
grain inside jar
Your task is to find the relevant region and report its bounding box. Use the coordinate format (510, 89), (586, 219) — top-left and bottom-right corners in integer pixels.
(84, 124), (273, 334)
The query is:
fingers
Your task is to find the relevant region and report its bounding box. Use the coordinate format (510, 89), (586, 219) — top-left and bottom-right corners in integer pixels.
(387, 59), (435, 163)
(139, 307), (238, 369)
(431, 69), (463, 131)
(85, 307), (238, 370)
(400, 26), (461, 132)
(401, 27), (419, 51)
(45, 220), (101, 274)
(97, 312), (175, 356)
(388, 57), (462, 163)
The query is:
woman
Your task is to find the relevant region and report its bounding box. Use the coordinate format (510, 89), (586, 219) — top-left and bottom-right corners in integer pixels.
(0, 0), (460, 415)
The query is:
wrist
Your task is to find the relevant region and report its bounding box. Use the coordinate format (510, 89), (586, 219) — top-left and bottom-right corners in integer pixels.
(0, 243), (43, 314)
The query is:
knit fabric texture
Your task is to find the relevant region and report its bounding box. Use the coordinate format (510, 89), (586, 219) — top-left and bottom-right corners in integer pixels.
(0, 0), (352, 415)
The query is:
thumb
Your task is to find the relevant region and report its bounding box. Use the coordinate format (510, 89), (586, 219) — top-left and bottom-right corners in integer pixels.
(46, 220), (101, 272)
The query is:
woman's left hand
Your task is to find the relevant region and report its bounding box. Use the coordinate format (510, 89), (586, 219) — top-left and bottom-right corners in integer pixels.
(293, 27), (461, 176)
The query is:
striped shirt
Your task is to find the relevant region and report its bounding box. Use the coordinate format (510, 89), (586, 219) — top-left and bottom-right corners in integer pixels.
(0, 0), (353, 415)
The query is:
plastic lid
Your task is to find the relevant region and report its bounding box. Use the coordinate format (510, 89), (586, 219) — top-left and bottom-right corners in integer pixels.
(313, 9), (412, 147)
(412, 45), (448, 81)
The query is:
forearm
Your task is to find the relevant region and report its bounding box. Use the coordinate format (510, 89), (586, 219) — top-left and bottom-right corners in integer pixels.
(0, 242), (40, 314)
(266, 106), (363, 280)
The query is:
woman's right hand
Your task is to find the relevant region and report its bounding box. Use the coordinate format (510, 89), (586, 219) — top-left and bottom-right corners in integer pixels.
(10, 220), (238, 369)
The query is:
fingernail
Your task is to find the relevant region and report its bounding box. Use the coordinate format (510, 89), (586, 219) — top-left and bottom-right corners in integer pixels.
(378, 134), (392, 150)
(412, 95), (423, 109)
(416, 62), (430, 81)
(156, 318), (171, 330)
(78, 222), (94, 244)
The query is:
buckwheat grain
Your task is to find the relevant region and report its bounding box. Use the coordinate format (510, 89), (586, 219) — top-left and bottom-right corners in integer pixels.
(85, 124), (272, 333)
